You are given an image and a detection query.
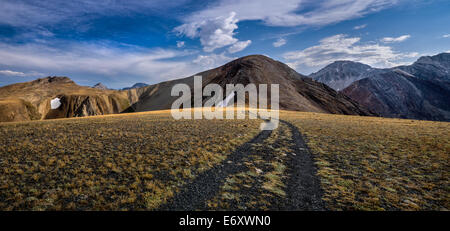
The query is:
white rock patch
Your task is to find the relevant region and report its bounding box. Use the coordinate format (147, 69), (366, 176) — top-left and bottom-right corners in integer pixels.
(50, 98), (61, 109)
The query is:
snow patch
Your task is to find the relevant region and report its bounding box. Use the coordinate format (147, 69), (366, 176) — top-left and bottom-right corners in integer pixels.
(217, 92), (235, 107)
(50, 98), (61, 109)
(393, 69), (415, 77)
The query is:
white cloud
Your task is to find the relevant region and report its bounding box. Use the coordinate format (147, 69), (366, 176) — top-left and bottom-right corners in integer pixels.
(381, 35), (411, 43)
(193, 53), (235, 69)
(0, 69), (43, 77)
(0, 70), (26, 76)
(228, 40), (251, 53)
(273, 38), (287, 47)
(175, 12), (239, 52)
(353, 24), (367, 30)
(176, 0), (398, 52)
(176, 41), (185, 48)
(283, 34), (419, 70)
(443, 34), (450, 38)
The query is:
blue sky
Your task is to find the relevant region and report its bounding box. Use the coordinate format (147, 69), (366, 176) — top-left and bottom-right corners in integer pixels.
(0, 0), (449, 88)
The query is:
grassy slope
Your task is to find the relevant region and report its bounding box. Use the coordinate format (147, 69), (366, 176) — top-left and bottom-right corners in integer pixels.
(282, 111), (449, 210)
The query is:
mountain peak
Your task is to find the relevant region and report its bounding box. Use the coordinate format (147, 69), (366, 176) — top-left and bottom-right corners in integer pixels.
(222, 55), (284, 68)
(93, 83), (108, 90)
(310, 60), (374, 91)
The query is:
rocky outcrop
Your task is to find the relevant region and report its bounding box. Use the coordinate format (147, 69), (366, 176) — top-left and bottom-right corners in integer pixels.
(45, 94), (129, 119)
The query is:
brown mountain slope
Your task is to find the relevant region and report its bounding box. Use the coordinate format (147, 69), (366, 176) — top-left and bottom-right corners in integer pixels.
(0, 76), (131, 122)
(127, 55), (374, 116)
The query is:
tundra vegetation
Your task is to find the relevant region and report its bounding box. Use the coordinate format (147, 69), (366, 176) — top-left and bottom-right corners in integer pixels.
(282, 111), (449, 210)
(0, 110), (260, 210)
(0, 110), (448, 211)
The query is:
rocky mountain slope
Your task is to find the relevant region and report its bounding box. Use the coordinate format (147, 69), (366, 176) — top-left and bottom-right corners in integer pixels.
(397, 53), (450, 86)
(341, 53), (450, 121)
(0, 77), (131, 122)
(127, 55), (374, 116)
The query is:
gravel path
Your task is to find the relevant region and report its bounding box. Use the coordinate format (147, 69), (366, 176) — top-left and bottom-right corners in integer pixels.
(158, 120), (325, 211)
(281, 120), (325, 211)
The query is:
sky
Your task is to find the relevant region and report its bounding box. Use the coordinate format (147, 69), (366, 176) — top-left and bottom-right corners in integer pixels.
(0, 0), (449, 89)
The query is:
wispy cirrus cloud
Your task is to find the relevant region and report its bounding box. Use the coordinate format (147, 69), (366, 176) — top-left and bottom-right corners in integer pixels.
(0, 0), (188, 27)
(0, 41), (203, 87)
(353, 24), (367, 30)
(228, 40), (251, 53)
(0, 70), (26, 77)
(0, 69), (43, 77)
(273, 38), (287, 47)
(181, 0), (398, 27)
(381, 35), (411, 43)
(283, 34), (419, 72)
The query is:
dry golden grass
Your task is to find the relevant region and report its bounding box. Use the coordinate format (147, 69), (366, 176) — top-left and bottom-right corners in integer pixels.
(0, 110), (260, 210)
(281, 111), (449, 211)
(0, 108), (448, 211)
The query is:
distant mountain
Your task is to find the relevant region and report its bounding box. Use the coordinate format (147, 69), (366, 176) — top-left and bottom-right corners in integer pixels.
(126, 55), (374, 116)
(93, 83), (108, 90)
(342, 53), (450, 121)
(310, 61), (383, 91)
(122, 83), (148, 90)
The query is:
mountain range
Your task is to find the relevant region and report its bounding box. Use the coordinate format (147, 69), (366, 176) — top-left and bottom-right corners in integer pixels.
(0, 53), (448, 123)
(0, 55), (373, 122)
(311, 53), (450, 121)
